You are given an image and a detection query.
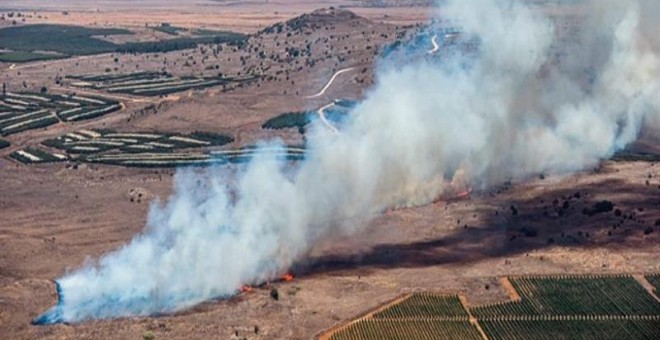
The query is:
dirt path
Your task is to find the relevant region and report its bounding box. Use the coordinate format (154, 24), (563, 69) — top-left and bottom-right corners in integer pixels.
(317, 294), (412, 340)
(305, 67), (356, 98)
(429, 34), (439, 54)
(317, 102), (340, 134)
(499, 277), (522, 302)
(633, 275), (660, 303)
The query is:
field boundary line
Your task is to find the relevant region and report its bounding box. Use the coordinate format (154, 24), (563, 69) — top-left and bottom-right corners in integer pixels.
(459, 295), (489, 340)
(315, 293), (411, 340)
(500, 277), (521, 302)
(633, 274), (660, 303)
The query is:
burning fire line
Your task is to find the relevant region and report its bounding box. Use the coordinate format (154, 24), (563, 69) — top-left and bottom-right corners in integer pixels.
(239, 273), (295, 294)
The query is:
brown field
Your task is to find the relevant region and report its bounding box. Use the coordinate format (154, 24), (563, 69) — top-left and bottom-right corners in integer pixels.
(0, 1), (659, 339)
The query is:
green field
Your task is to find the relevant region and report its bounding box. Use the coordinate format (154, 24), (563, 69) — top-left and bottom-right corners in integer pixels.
(67, 72), (251, 96)
(262, 112), (313, 130)
(327, 275), (660, 340)
(374, 294), (469, 320)
(480, 319), (660, 340)
(0, 51), (67, 63)
(471, 275), (660, 318)
(0, 24), (129, 55)
(331, 319), (482, 340)
(0, 24), (247, 61)
(0, 92), (121, 136)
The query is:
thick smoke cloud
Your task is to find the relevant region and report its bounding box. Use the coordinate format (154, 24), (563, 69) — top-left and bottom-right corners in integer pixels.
(35, 0), (658, 323)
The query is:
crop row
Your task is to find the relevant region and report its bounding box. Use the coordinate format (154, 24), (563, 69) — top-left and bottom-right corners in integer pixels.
(479, 319), (660, 340)
(0, 92), (122, 135)
(373, 294), (469, 320)
(9, 147), (67, 164)
(0, 109), (58, 136)
(68, 72), (245, 96)
(471, 275), (660, 317)
(42, 129), (233, 155)
(330, 319), (482, 340)
(84, 146), (306, 167)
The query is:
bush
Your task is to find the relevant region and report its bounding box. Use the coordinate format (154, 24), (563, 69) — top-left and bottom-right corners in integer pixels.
(262, 112), (312, 130)
(189, 131), (233, 146)
(582, 200), (614, 217)
(270, 287), (279, 301)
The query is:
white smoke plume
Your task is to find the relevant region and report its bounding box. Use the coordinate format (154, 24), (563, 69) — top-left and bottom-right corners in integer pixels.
(35, 0), (658, 323)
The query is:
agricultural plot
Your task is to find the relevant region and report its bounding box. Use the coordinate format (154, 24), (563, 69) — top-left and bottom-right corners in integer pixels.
(471, 275), (660, 318)
(0, 92), (121, 135)
(9, 147), (67, 164)
(0, 24), (246, 61)
(67, 72), (250, 97)
(16, 129), (304, 167)
(479, 319), (660, 340)
(470, 275), (660, 340)
(328, 294), (481, 340)
(373, 293), (469, 320)
(326, 276), (660, 340)
(330, 319), (482, 340)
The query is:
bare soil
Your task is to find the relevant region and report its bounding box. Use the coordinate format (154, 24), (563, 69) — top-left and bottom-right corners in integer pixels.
(0, 3), (659, 340)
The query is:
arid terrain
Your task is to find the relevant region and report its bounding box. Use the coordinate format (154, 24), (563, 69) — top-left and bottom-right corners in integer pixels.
(0, 1), (659, 339)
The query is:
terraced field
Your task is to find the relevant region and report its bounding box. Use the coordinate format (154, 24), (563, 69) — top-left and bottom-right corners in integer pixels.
(0, 92), (121, 135)
(324, 275), (660, 340)
(67, 71), (254, 97)
(9, 129), (305, 167)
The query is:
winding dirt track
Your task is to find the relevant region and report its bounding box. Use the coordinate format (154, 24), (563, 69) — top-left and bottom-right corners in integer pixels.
(317, 102), (340, 134)
(429, 34), (440, 54)
(305, 67), (356, 98)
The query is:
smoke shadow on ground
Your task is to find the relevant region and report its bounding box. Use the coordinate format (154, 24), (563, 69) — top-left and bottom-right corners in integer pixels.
(297, 172), (660, 276)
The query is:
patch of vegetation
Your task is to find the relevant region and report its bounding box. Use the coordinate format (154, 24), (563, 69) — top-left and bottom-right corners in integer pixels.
(612, 150), (660, 162)
(374, 294), (469, 319)
(0, 139), (9, 149)
(116, 34), (246, 54)
(0, 51), (66, 63)
(188, 131), (233, 146)
(332, 320), (482, 340)
(0, 24), (130, 55)
(10, 147), (66, 164)
(152, 23), (185, 36)
(262, 112), (313, 130)
(480, 319), (660, 340)
(471, 275), (660, 317)
(582, 200), (614, 217)
(0, 24), (247, 59)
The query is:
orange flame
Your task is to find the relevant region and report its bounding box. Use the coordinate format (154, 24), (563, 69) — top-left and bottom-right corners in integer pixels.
(282, 273), (294, 282)
(240, 285), (253, 293)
